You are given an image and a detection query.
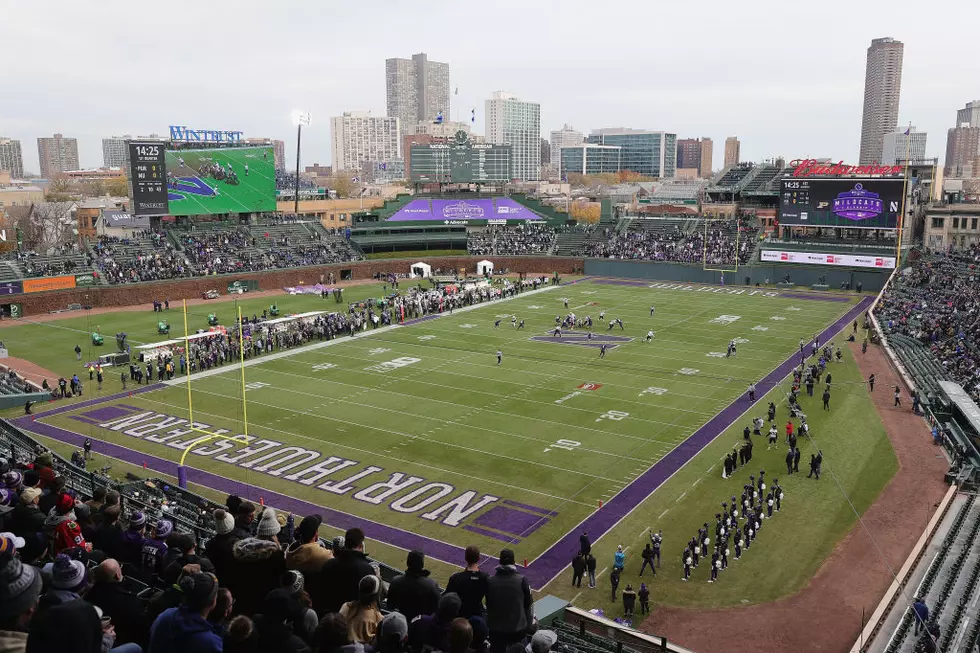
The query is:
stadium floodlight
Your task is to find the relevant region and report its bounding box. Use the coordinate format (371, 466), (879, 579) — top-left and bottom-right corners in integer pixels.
(290, 111), (311, 215)
(291, 110), (311, 127)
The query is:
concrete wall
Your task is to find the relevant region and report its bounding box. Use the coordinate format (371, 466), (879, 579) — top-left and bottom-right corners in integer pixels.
(584, 258), (891, 291)
(13, 256), (584, 315)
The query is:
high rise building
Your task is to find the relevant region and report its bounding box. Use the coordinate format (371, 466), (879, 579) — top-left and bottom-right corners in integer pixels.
(676, 138), (699, 171)
(881, 127), (927, 165)
(485, 91), (541, 181)
(858, 37), (904, 164)
(37, 133), (80, 178)
(956, 101), (980, 128)
(724, 137), (740, 167)
(586, 128), (677, 178)
(102, 136), (130, 168)
(700, 138), (714, 178)
(560, 144), (622, 176)
(330, 111), (400, 173)
(385, 53), (451, 134)
(0, 137), (24, 179)
(944, 126), (980, 177)
(549, 124), (583, 167)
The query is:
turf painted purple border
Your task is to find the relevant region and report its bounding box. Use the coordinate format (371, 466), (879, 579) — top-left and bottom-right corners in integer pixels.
(16, 286), (870, 588)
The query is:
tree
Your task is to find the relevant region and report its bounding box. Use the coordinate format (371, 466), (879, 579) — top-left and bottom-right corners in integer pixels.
(17, 202), (77, 252)
(329, 174), (357, 199)
(569, 200), (601, 224)
(106, 176), (129, 197)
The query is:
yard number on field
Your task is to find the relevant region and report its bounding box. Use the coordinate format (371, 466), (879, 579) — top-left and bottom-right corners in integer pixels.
(245, 381), (270, 391)
(752, 326), (769, 332)
(417, 335), (436, 341)
(678, 368), (700, 375)
(312, 363), (337, 371)
(543, 439), (581, 453)
(706, 352), (727, 358)
(709, 315), (741, 325)
(640, 387), (668, 397)
(597, 410), (630, 422)
(368, 347), (391, 355)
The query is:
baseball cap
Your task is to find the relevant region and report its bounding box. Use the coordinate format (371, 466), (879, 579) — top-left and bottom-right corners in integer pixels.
(296, 514), (322, 542)
(380, 611), (408, 640)
(526, 629), (558, 653)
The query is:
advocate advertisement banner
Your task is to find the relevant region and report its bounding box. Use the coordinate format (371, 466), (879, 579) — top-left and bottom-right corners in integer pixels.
(761, 250), (896, 269)
(75, 273), (97, 287)
(387, 198), (542, 223)
(23, 275), (77, 293)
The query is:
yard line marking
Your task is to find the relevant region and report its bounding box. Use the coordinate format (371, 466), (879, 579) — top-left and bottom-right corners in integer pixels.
(570, 591), (583, 605)
(675, 491), (687, 503)
(657, 509), (669, 520)
(596, 566), (609, 580)
(692, 478), (701, 488)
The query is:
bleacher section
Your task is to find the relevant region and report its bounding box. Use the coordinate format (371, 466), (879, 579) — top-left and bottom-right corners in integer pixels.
(709, 163), (755, 191)
(12, 252), (88, 278)
(553, 225), (608, 256)
(467, 223), (557, 256)
(741, 163), (780, 194)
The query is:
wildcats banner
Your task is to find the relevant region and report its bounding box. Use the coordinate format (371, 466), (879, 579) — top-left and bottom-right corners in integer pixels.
(761, 250), (896, 269)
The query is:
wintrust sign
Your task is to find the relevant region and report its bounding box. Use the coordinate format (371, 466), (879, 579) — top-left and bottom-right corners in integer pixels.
(761, 249), (896, 269)
(790, 159), (904, 178)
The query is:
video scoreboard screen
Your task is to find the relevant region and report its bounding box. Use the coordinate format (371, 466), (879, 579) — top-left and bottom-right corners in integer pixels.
(129, 142), (169, 216)
(779, 178), (903, 229)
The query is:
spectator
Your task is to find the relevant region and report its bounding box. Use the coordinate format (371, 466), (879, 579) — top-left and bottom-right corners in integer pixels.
(85, 487), (107, 516)
(140, 519), (172, 578)
(38, 553), (89, 611)
(285, 514), (333, 574)
(207, 587), (234, 632)
(0, 546), (43, 653)
(485, 549), (533, 653)
(147, 564), (201, 623)
(120, 512), (147, 566)
(26, 600), (123, 653)
(317, 528), (376, 615)
(226, 508), (285, 617)
(43, 492), (87, 556)
(85, 559), (149, 648)
(279, 571), (318, 642)
(204, 509), (238, 582)
(223, 615), (258, 653)
(446, 618), (473, 653)
(387, 549), (440, 623)
(92, 505), (124, 562)
(408, 591), (461, 652)
(162, 533), (214, 585)
(525, 629), (558, 653)
(375, 611), (409, 653)
(10, 488), (45, 563)
(148, 572), (223, 653)
(232, 502), (256, 540)
(338, 574), (383, 644)
(253, 588), (311, 653)
(313, 613), (361, 653)
(444, 545), (488, 619)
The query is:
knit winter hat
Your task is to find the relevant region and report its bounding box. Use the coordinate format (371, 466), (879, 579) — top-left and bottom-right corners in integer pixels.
(358, 573), (381, 603)
(0, 552), (42, 620)
(255, 508), (280, 538)
(282, 569), (304, 594)
(154, 519), (174, 539)
(0, 489), (10, 506)
(34, 452), (53, 469)
(45, 553), (88, 592)
(37, 467), (56, 488)
(55, 492), (76, 515)
(407, 549), (425, 571)
(22, 469), (40, 488)
(213, 509), (234, 535)
(0, 533), (25, 553)
(128, 511), (146, 529)
(2, 470), (23, 490)
(499, 549), (516, 566)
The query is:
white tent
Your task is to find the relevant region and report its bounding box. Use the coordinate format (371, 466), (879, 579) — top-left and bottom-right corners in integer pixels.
(410, 262), (432, 279)
(477, 260), (494, 276)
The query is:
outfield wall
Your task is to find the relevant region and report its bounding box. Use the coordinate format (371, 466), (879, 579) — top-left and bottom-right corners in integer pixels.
(12, 256), (584, 315)
(584, 258), (892, 291)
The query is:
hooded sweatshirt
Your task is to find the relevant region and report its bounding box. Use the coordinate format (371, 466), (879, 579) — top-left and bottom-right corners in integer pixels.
(148, 605), (223, 653)
(43, 510), (84, 555)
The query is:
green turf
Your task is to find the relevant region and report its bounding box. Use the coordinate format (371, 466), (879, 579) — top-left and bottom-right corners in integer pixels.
(166, 146), (275, 215)
(13, 280), (891, 606)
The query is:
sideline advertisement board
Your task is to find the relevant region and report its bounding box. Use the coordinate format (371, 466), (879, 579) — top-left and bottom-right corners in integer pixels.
(22, 276), (77, 293)
(761, 249), (896, 269)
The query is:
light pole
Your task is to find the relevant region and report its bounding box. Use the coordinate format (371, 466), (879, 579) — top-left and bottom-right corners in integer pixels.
(290, 111), (311, 217)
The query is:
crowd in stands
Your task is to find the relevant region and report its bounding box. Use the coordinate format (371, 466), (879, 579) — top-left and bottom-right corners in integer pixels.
(467, 224), (556, 256)
(875, 246), (980, 401)
(583, 219), (753, 265)
(276, 171), (317, 191)
(584, 227), (683, 261)
(0, 445), (568, 653)
(90, 234), (192, 284)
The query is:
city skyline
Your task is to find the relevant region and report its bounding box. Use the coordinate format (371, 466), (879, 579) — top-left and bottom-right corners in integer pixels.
(0, 0), (976, 176)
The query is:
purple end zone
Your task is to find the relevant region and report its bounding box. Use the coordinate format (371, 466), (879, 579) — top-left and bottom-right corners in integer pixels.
(463, 525), (521, 544)
(503, 499), (559, 517)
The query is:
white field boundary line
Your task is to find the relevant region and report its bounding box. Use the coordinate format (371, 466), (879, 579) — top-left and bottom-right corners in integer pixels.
(528, 296), (871, 589)
(162, 281), (565, 386)
(127, 391), (596, 508)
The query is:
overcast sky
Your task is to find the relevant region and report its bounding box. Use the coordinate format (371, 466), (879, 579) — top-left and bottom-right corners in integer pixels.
(2, 0), (976, 174)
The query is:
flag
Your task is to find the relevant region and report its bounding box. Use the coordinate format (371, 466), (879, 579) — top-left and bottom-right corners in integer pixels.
(904, 126), (910, 136)
(470, 108), (475, 124)
(436, 110), (443, 124)
(454, 87), (458, 95)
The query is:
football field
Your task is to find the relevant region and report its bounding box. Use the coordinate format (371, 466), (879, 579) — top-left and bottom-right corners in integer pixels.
(23, 279), (883, 597)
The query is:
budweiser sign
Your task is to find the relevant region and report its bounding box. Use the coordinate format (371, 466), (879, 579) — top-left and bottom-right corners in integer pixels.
(790, 159), (904, 178)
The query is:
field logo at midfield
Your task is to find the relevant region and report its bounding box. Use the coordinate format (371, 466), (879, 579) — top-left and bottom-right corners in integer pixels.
(65, 403), (559, 543)
(529, 333), (632, 349)
(578, 383), (602, 391)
